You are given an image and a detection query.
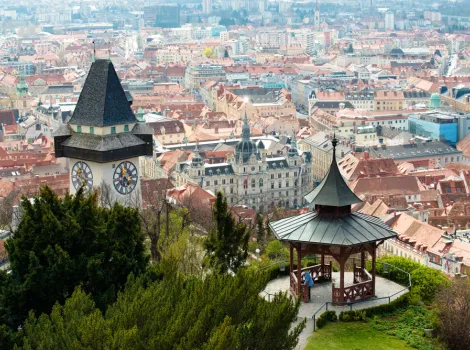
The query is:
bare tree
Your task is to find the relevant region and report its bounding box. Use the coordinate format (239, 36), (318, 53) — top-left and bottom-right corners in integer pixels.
(436, 278), (470, 350)
(140, 178), (173, 262)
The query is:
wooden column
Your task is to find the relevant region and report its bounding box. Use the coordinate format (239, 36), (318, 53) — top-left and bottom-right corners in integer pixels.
(289, 243), (294, 275)
(289, 243), (295, 297)
(297, 243), (302, 297)
(321, 253), (325, 275)
(339, 255), (345, 303)
(371, 243), (377, 297)
(361, 251), (365, 270)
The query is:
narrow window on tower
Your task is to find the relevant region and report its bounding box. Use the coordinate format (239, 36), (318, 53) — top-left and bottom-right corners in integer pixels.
(124, 125), (129, 132)
(89, 127), (94, 134)
(111, 126), (116, 134)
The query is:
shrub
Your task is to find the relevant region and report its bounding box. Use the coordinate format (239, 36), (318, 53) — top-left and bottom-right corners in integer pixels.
(436, 279), (470, 350)
(364, 294), (409, 317)
(368, 256), (448, 304)
(265, 240), (289, 260)
(248, 241), (260, 254)
(339, 310), (366, 322)
(316, 310), (337, 329)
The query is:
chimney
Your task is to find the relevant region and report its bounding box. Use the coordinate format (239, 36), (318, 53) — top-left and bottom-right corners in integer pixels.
(341, 150), (345, 158)
(425, 175), (431, 186)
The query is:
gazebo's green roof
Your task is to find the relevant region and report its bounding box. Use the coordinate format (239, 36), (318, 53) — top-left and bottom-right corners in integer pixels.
(304, 137), (362, 207)
(268, 211), (397, 246)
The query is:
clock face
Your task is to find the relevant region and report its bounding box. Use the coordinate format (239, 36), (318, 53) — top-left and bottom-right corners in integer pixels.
(71, 161), (93, 193)
(113, 161), (138, 195)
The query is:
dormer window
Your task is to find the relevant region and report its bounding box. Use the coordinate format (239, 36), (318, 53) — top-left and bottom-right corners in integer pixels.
(111, 126), (116, 134)
(124, 125), (129, 132)
(90, 127), (94, 134)
(77, 125), (82, 133)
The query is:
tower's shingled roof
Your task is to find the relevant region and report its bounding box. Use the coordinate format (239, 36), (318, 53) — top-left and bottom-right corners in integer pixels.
(69, 59), (137, 127)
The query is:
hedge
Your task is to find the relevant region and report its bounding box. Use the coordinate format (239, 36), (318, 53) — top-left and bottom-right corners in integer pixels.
(363, 293), (410, 317)
(367, 256), (449, 304)
(316, 310), (337, 329)
(338, 310), (367, 322)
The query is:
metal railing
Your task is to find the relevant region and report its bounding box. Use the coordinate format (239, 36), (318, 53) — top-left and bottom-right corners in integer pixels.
(312, 261), (412, 331)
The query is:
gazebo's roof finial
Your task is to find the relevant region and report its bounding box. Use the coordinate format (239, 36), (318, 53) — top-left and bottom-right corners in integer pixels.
(332, 132), (338, 153)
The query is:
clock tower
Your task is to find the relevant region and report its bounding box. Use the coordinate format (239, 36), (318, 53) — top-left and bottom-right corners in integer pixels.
(54, 59), (153, 206)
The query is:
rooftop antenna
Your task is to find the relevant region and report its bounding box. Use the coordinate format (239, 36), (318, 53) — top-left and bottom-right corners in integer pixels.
(92, 41), (96, 62)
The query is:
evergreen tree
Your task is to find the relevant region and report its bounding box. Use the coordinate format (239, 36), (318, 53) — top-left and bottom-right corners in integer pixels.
(347, 43), (354, 53)
(0, 186), (148, 330)
(204, 192), (249, 274)
(224, 49), (229, 58)
(256, 213), (264, 244)
(20, 264), (305, 350)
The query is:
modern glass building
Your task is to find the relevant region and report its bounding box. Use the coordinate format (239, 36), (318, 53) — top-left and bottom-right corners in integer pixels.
(408, 112), (458, 146)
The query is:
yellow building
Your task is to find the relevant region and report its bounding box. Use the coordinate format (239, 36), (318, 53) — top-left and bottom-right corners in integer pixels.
(374, 90), (404, 111)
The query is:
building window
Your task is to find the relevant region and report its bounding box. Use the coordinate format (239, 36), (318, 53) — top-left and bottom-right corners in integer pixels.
(251, 179), (256, 188)
(278, 174), (282, 179)
(271, 174), (274, 179)
(124, 125), (129, 132)
(207, 181), (210, 186)
(230, 187), (233, 194)
(286, 172), (289, 177)
(259, 179), (263, 187)
(230, 178), (234, 184)
(286, 181), (289, 187)
(77, 125), (82, 133)
(278, 181), (282, 188)
(89, 126), (94, 134)
(214, 180), (218, 186)
(222, 179), (226, 185)
(271, 182), (274, 189)
(111, 126), (116, 134)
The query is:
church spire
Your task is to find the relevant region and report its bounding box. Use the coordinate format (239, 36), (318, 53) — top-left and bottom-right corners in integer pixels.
(291, 132), (298, 149)
(241, 110), (251, 140)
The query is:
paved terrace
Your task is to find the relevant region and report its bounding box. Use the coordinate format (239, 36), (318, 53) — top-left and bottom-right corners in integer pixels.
(263, 272), (407, 350)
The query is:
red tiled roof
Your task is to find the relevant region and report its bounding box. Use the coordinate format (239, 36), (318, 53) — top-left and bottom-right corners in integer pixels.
(0, 110), (16, 126)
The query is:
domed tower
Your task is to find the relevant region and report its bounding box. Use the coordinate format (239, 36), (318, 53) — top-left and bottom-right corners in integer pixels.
(288, 133), (299, 158)
(287, 133), (300, 167)
(16, 72), (28, 96)
(234, 111), (260, 164)
(430, 93), (441, 108)
(190, 142), (204, 178)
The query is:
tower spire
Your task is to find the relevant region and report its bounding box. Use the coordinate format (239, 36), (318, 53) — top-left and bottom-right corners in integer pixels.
(241, 109), (251, 139)
(291, 131), (298, 149)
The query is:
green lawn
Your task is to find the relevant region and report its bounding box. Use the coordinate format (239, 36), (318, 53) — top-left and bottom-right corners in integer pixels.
(305, 322), (414, 350)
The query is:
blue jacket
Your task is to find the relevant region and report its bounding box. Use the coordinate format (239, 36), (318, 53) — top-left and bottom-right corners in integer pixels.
(304, 273), (314, 287)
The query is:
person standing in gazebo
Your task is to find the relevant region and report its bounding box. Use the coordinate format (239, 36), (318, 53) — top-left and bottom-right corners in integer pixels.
(304, 272), (314, 301)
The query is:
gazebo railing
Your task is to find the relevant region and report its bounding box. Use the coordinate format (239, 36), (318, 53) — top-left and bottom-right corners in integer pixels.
(332, 280), (374, 303)
(353, 264), (372, 284)
(290, 272), (298, 296)
(293, 262), (333, 283)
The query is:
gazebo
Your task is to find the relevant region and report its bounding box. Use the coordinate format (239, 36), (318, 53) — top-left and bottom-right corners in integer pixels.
(269, 136), (397, 304)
